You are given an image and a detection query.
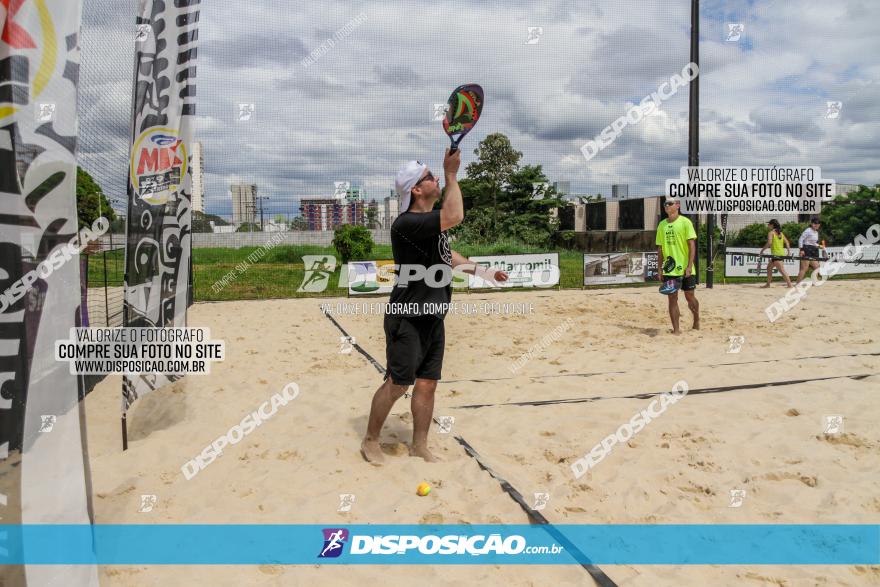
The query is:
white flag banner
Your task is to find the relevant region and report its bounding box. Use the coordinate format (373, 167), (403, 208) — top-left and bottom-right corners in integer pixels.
(122, 0), (200, 413)
(0, 0), (98, 585)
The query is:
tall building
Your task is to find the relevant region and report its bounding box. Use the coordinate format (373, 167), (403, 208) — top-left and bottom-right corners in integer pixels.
(611, 184), (629, 200)
(231, 183), (256, 226)
(383, 194), (400, 228)
(191, 141), (204, 213)
(300, 196), (371, 230)
(553, 181), (570, 196)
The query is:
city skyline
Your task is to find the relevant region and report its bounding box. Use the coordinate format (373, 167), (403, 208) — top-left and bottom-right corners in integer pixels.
(77, 1), (880, 218)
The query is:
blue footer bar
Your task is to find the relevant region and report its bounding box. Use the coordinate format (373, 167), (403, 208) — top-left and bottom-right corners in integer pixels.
(1, 525), (877, 565)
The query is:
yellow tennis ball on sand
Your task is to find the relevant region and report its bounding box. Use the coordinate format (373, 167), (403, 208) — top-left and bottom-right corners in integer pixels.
(416, 482), (431, 496)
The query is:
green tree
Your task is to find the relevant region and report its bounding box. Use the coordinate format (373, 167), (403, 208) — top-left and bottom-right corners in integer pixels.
(192, 211), (230, 233)
(332, 224), (374, 263)
(465, 133), (523, 226)
(454, 162), (564, 248)
(290, 216), (309, 230)
(452, 134), (569, 248)
(236, 222), (262, 232)
(365, 206), (379, 229)
(730, 223), (770, 247)
(499, 165), (565, 247)
(781, 222), (808, 247)
(729, 222), (803, 248)
(273, 214), (288, 229)
(76, 167), (116, 229)
(820, 185), (880, 245)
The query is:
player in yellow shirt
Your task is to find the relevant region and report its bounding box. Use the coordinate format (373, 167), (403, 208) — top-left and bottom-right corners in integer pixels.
(758, 219), (793, 288)
(655, 200), (699, 334)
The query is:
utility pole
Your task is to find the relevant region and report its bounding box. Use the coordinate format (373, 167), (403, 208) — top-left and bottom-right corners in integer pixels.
(256, 195), (269, 231)
(688, 0), (708, 285)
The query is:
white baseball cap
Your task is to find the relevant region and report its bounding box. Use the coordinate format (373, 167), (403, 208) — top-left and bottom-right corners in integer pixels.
(395, 160), (427, 213)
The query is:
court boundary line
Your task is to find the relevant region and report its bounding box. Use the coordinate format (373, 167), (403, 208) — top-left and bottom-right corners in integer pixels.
(320, 309), (619, 587)
(452, 373), (876, 410)
(441, 351), (880, 384)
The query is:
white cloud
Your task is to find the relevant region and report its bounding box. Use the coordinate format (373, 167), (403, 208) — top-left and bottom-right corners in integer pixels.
(78, 0), (880, 217)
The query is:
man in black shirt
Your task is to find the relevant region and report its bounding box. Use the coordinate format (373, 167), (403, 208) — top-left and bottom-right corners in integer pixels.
(361, 149), (508, 464)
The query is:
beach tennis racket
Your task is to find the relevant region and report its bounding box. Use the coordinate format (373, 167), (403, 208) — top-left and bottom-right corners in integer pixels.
(443, 84), (483, 153)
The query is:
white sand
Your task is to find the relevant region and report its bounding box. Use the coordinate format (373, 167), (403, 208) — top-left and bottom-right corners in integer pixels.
(85, 280), (880, 586)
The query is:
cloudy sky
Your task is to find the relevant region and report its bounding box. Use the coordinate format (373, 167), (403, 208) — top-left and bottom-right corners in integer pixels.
(78, 0), (880, 218)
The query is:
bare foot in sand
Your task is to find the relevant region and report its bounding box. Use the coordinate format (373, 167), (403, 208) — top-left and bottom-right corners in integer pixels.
(760, 283), (770, 288)
(410, 444), (439, 463)
(361, 439), (385, 465)
(692, 319), (700, 330)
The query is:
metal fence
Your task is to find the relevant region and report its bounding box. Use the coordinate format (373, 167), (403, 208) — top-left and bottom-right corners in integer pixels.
(83, 232), (125, 327)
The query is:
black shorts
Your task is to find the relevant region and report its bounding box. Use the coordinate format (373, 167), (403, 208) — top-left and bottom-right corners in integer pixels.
(770, 256), (785, 262)
(384, 314), (445, 386)
(681, 275), (697, 291)
(802, 245), (820, 260)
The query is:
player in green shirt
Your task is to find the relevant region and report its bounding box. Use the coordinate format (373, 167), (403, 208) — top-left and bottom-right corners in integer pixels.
(655, 200), (699, 334)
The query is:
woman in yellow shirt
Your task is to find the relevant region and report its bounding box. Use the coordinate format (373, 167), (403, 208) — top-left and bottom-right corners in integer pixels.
(759, 219), (793, 288)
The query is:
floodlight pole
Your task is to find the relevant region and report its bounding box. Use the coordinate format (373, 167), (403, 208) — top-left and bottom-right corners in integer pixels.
(688, 0), (711, 286)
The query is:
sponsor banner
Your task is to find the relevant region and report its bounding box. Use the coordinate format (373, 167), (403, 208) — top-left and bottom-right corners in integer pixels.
(584, 252), (659, 285)
(0, 0), (98, 585)
(122, 0), (201, 412)
(725, 246), (880, 277)
(1, 524), (877, 565)
(347, 260), (395, 295)
(468, 253), (560, 289)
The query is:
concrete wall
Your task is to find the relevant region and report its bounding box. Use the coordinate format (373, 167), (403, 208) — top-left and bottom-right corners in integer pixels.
(191, 230), (392, 249)
(644, 198), (661, 230)
(604, 201), (619, 231)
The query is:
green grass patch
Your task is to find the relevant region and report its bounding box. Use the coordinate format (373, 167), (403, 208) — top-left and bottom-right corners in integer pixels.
(188, 244), (879, 301)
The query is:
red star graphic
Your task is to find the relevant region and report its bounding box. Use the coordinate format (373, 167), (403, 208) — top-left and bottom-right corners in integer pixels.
(2, 0), (37, 49)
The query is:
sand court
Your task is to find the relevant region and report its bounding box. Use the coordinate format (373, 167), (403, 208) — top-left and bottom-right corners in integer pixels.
(85, 281), (880, 586)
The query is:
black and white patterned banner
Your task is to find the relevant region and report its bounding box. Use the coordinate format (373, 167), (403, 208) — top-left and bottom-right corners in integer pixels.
(122, 0), (200, 413)
(0, 0), (97, 585)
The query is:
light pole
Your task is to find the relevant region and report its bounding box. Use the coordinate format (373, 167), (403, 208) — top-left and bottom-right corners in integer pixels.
(688, 0), (711, 286)
(256, 196), (269, 231)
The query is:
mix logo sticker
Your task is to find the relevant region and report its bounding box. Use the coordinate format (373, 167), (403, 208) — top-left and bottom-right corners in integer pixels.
(129, 127), (187, 205)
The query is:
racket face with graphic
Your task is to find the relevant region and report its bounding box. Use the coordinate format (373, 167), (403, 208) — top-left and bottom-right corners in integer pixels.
(443, 84), (483, 152)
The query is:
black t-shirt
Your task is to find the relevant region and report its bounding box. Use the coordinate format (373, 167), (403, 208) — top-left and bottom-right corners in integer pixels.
(389, 210), (452, 318)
